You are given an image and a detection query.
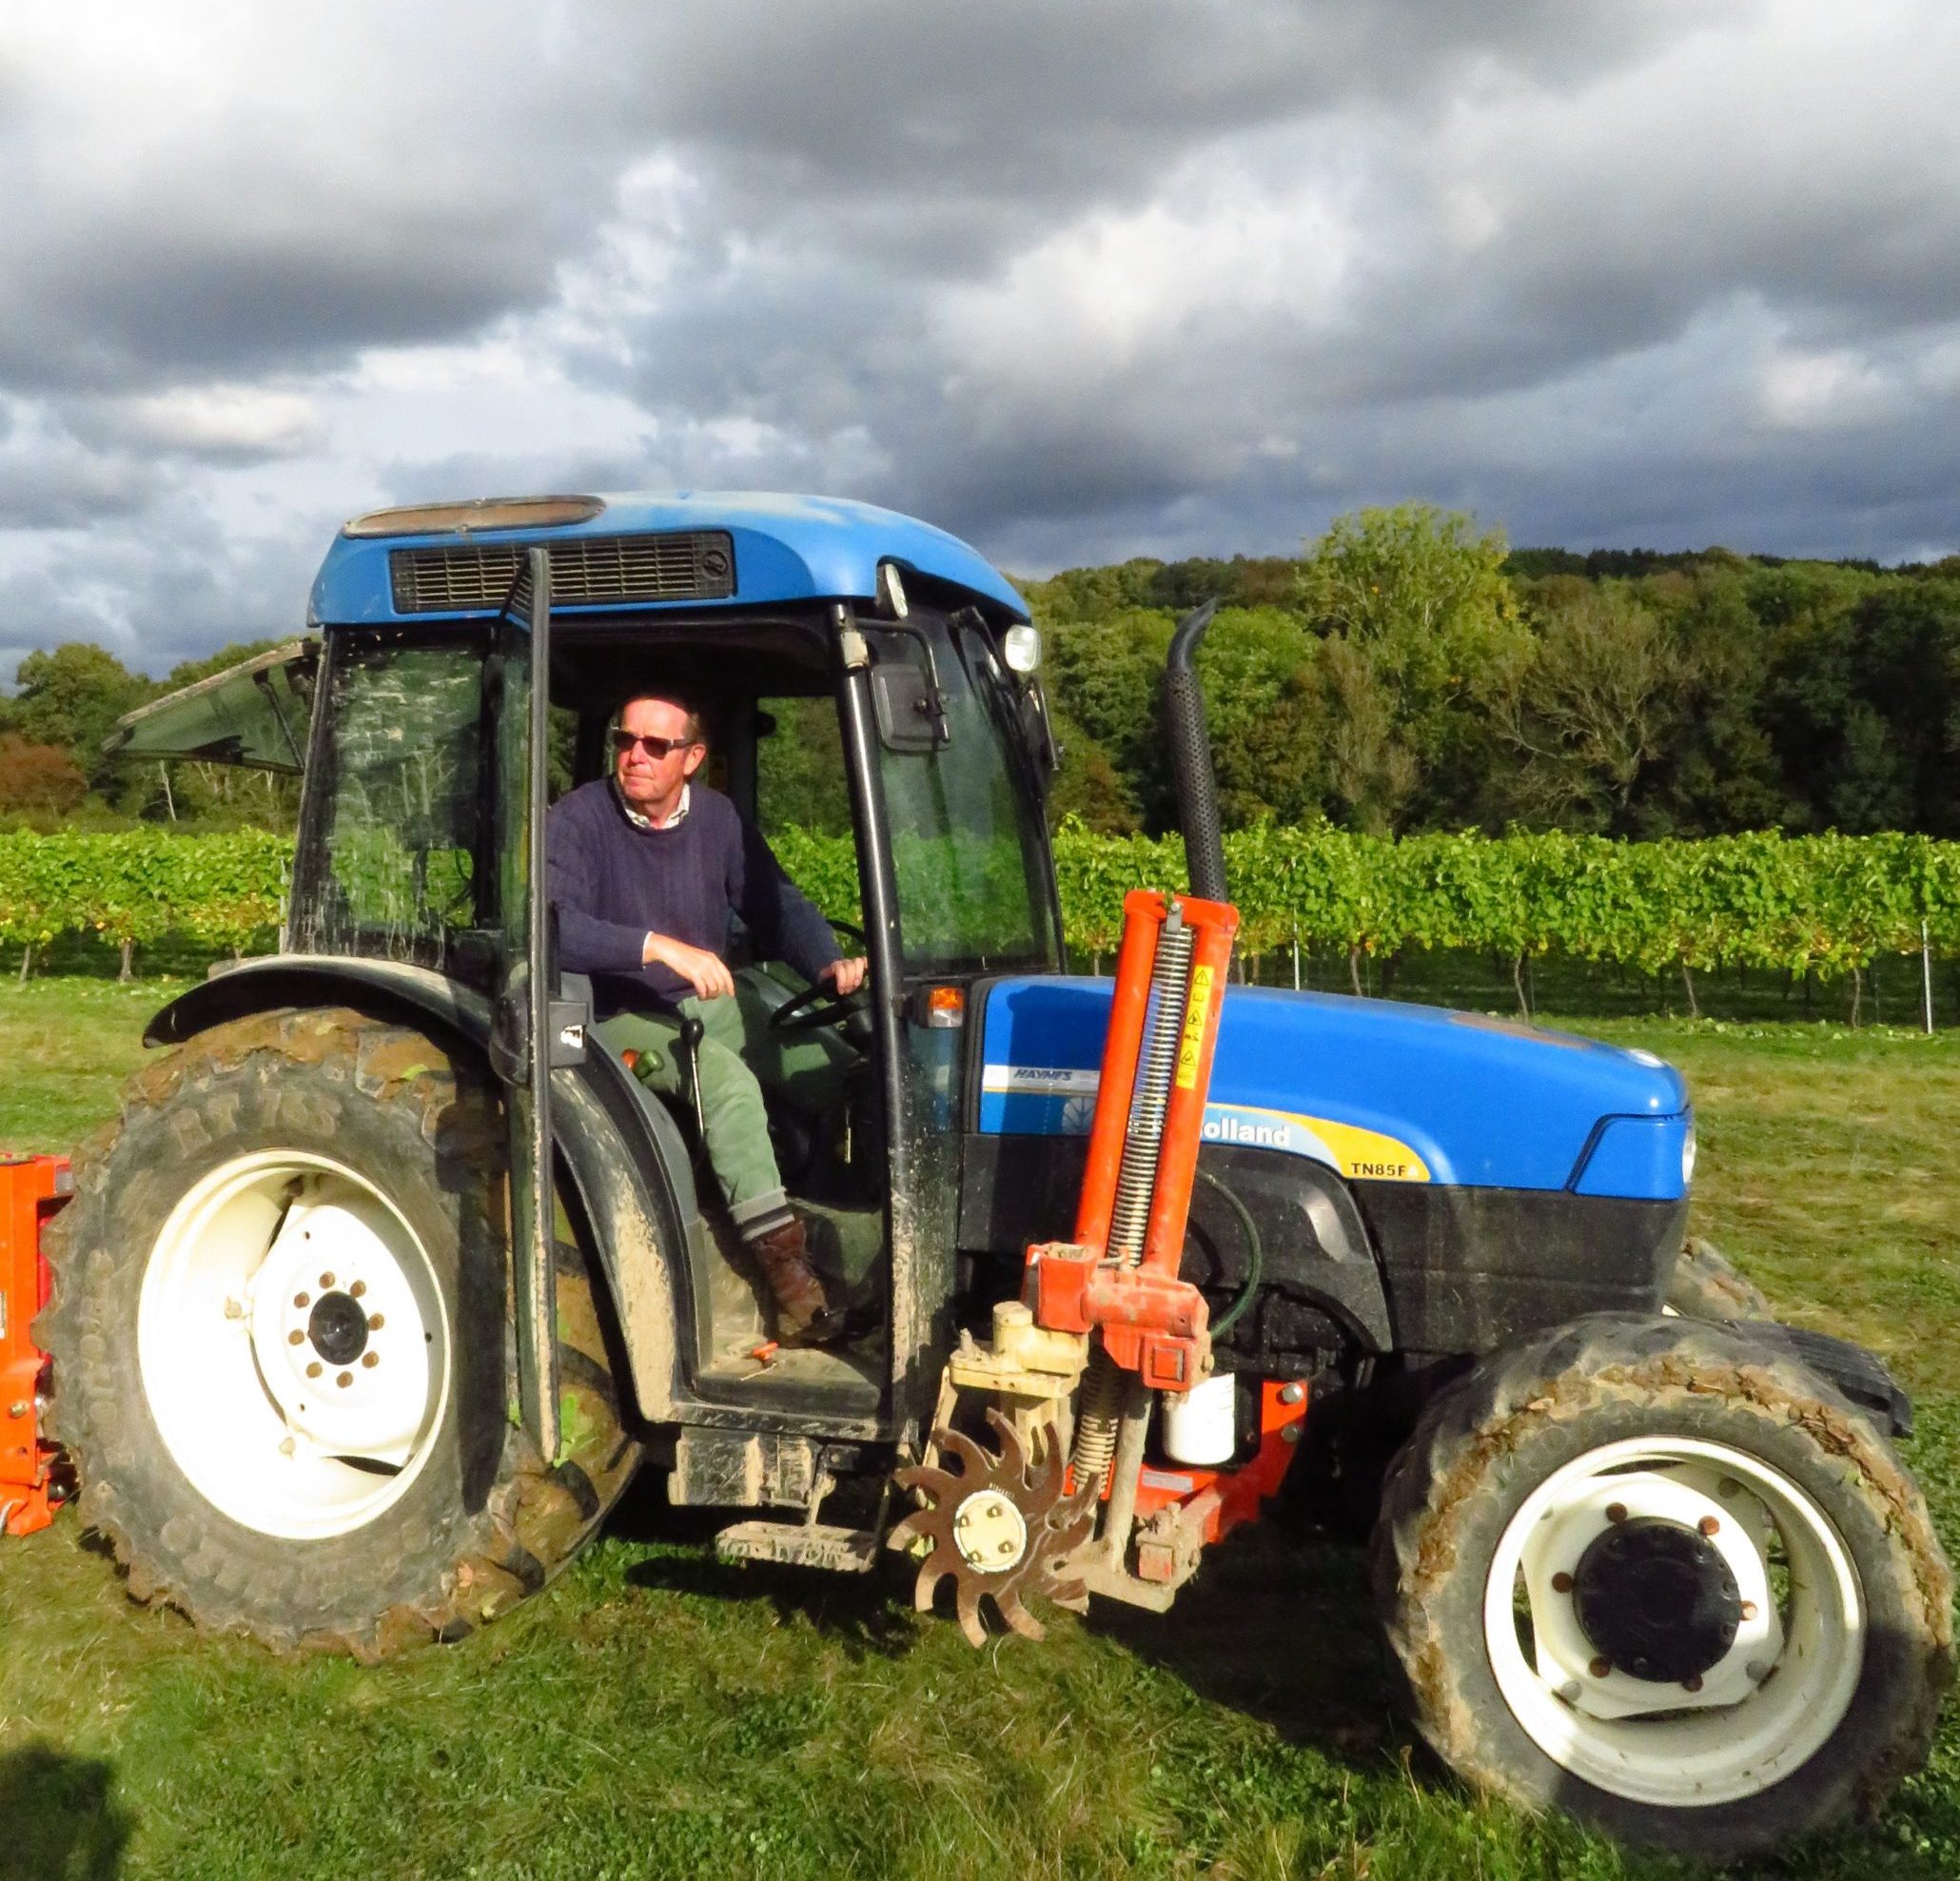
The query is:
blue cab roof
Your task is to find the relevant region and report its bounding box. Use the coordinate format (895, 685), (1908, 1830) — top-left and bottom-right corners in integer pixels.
(308, 490), (1029, 627)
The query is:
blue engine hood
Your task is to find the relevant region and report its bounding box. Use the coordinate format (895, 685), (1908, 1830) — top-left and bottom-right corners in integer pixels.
(975, 979), (1691, 1200)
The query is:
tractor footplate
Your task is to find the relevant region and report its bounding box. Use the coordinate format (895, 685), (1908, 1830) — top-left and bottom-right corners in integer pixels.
(890, 1409), (1095, 1646)
(715, 1520), (881, 1574)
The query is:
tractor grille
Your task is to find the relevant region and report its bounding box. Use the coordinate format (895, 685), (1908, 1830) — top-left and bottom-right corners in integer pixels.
(388, 531), (736, 613)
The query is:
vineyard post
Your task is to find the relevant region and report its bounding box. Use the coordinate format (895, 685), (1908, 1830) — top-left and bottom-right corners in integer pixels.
(1924, 921), (1935, 1034)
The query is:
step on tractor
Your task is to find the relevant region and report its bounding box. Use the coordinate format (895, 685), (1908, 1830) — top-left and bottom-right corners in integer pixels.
(18, 491), (1950, 1859)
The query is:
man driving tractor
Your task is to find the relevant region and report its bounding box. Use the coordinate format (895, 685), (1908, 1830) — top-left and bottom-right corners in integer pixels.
(546, 689), (868, 1346)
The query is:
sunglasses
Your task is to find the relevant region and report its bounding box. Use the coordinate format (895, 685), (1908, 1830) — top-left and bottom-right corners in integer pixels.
(611, 731), (699, 760)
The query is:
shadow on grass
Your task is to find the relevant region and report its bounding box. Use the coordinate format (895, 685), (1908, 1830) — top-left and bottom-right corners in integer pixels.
(613, 1476), (1401, 1776)
(0, 1740), (131, 1880)
(1087, 1519), (1400, 1767)
(613, 1495), (920, 1660)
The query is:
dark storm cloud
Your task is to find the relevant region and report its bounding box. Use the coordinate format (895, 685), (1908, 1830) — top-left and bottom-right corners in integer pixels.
(0, 0), (1955, 667)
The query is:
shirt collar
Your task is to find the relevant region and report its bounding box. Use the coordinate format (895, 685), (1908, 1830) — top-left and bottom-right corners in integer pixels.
(614, 779), (690, 832)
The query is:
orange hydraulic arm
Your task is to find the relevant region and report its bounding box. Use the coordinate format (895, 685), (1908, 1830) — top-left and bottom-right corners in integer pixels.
(1029, 890), (1238, 1392)
(0, 1155), (71, 1538)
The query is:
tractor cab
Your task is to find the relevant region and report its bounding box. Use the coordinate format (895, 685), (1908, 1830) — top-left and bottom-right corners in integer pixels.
(115, 492), (1063, 1458)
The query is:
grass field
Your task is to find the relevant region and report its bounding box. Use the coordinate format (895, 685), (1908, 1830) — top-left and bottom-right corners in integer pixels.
(2, 976), (1958, 1880)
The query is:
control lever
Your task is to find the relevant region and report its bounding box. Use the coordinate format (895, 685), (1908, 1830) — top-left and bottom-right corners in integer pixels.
(678, 1014), (708, 1148)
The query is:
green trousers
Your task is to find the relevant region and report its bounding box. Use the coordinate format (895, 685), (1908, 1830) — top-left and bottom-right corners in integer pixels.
(595, 985), (853, 1233)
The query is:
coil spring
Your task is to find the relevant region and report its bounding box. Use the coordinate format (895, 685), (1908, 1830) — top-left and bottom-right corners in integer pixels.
(1072, 911), (1195, 1481)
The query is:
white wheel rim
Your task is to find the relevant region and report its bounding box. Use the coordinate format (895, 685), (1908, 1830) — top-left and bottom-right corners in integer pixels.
(139, 1150), (451, 1541)
(1483, 1435), (1864, 1808)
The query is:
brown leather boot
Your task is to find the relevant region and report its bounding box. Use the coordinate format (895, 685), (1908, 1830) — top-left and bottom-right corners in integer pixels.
(746, 1215), (843, 1347)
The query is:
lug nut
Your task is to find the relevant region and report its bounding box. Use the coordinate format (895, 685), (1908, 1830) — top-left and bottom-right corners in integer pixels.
(362, 1352), (379, 1369)
(1551, 1572), (1574, 1594)
(1746, 1659), (1771, 1682)
(1698, 1515), (1720, 1537)
(1682, 1674), (1704, 1693)
(368, 1313), (384, 1331)
(1556, 1679), (1581, 1703)
(350, 1280), (366, 1298)
(336, 1371), (352, 1388)
(306, 1362), (323, 1379)
(1589, 1656), (1613, 1678)
(1605, 1502), (1628, 1525)
(320, 1272), (335, 1288)
(287, 1329), (304, 1345)
(294, 1291), (309, 1308)
(1740, 1600), (1757, 1620)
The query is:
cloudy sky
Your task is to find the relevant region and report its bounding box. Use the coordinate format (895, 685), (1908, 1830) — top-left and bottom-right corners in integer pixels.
(0, 0), (1954, 676)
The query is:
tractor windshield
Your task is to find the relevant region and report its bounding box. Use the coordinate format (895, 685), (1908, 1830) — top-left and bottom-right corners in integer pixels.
(875, 617), (1058, 975)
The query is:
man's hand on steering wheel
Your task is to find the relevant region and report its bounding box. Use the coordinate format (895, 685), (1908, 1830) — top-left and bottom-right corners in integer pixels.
(771, 954), (871, 1032)
(822, 955), (869, 996)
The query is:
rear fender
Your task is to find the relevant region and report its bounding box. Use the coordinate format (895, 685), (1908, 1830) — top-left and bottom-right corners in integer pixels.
(146, 955), (693, 1421)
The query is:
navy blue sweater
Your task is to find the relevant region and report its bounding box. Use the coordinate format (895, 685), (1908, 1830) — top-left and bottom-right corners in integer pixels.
(546, 780), (839, 1009)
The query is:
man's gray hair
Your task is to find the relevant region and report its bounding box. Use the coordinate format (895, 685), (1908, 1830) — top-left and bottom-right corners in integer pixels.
(611, 691), (704, 744)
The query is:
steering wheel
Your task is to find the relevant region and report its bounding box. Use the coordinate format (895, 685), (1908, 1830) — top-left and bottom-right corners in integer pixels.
(768, 917), (871, 1034)
(769, 978), (865, 1033)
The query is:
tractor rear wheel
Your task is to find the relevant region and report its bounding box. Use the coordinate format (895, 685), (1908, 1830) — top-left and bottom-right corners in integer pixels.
(1370, 1313), (1951, 1858)
(1666, 1237), (1772, 1321)
(36, 1007), (641, 1658)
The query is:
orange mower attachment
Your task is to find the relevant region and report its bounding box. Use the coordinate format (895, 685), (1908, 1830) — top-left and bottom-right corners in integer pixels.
(0, 1154), (71, 1537)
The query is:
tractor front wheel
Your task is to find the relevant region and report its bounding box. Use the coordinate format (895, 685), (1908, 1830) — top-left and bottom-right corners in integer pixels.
(1371, 1313), (1951, 1858)
(1665, 1236), (1772, 1321)
(36, 1007), (641, 1657)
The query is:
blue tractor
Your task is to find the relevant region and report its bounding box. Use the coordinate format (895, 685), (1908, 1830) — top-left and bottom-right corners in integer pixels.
(40, 492), (1949, 1858)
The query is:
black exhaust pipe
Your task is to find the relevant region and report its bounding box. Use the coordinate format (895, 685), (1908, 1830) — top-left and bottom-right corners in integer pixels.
(1164, 599), (1227, 902)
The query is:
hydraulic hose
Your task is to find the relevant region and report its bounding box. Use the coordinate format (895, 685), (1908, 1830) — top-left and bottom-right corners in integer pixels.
(1195, 1166), (1263, 1337)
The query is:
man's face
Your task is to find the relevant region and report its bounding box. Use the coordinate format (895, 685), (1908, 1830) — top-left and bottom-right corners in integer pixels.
(614, 696), (704, 818)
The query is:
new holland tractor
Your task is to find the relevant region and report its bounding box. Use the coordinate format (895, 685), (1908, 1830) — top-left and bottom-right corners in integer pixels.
(28, 491), (1951, 1859)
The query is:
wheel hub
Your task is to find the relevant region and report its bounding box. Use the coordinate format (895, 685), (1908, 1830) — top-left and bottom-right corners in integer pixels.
(951, 1490), (1029, 1574)
(1572, 1516), (1742, 1682)
(306, 1291), (370, 1365)
(139, 1152), (449, 1540)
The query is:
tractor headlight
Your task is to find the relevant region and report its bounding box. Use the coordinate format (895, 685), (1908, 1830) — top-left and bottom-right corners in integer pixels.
(1003, 624), (1042, 674)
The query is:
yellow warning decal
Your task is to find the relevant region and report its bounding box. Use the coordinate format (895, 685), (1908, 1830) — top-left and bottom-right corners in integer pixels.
(1174, 964), (1216, 1089)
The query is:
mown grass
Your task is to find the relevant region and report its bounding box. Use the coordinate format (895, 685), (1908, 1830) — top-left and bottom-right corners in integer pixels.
(1, 978), (1957, 1879)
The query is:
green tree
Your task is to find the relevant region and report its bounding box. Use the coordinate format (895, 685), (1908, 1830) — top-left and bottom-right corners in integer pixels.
(1494, 579), (1681, 833)
(9, 643), (151, 795)
(1297, 504), (1530, 833)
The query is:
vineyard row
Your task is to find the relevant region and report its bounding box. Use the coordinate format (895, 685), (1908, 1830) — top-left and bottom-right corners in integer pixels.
(2, 824), (1957, 976)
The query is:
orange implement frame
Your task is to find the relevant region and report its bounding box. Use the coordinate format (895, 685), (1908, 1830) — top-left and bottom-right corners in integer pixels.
(0, 1155), (71, 1537)
(1128, 1380), (1307, 1581)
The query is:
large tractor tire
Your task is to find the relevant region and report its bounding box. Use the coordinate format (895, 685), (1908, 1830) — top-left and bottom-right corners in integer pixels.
(1666, 1237), (1773, 1322)
(36, 1007), (641, 1658)
(1370, 1313), (1951, 1859)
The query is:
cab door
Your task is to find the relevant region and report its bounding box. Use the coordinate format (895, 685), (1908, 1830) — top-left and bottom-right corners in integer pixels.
(490, 548), (560, 1460)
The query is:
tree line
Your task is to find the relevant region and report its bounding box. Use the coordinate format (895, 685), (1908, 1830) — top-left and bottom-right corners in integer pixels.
(4, 503), (1957, 845)
(1027, 506), (1960, 842)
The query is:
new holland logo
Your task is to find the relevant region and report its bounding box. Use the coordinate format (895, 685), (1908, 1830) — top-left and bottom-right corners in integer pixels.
(1202, 1113), (1294, 1149)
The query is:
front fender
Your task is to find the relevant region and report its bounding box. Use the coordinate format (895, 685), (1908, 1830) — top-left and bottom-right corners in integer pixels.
(146, 955), (691, 1422)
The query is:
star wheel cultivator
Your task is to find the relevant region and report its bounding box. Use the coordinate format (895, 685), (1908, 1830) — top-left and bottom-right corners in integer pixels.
(892, 884), (1312, 1636)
